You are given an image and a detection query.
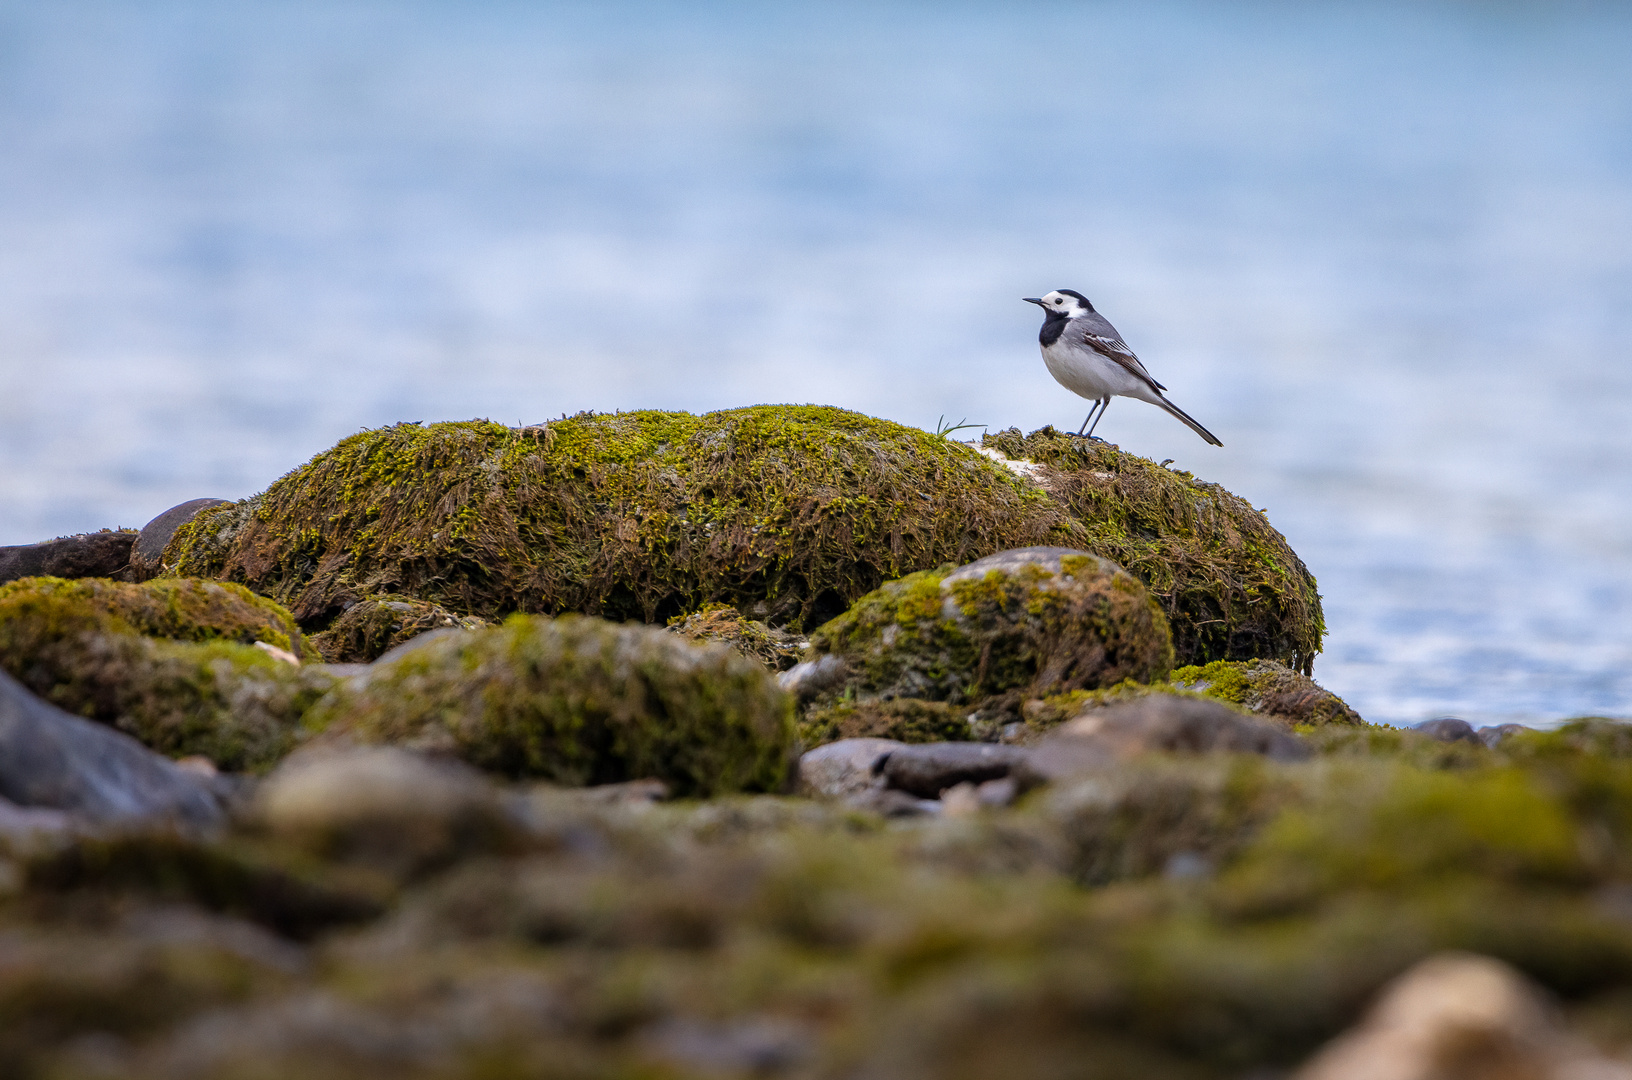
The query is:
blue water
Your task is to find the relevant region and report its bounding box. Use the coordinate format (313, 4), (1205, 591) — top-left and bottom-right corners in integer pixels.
(1, 0), (1629, 727)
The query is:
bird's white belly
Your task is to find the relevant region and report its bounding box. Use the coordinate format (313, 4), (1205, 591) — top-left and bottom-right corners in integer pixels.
(1041, 343), (1148, 401)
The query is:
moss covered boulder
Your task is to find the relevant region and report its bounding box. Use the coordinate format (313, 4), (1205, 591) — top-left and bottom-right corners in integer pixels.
(165, 407), (1070, 632)
(162, 407), (1321, 670)
(801, 547), (1173, 733)
(307, 614), (794, 795)
(983, 426), (1323, 671)
(0, 577), (328, 770)
(307, 595), (489, 664)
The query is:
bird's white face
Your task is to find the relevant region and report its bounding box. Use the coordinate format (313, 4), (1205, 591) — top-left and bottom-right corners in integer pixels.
(1041, 291), (1089, 317)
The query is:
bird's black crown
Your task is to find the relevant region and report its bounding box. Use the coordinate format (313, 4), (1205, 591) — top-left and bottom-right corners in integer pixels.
(1056, 289), (1094, 311)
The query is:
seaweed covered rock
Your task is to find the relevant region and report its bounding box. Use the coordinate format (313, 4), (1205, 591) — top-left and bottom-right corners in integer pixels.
(166, 407), (1072, 631)
(0, 577), (328, 770)
(162, 408), (1322, 671)
(982, 426), (1324, 670)
(802, 547), (1173, 732)
(307, 614), (794, 795)
(667, 604), (806, 672)
(1173, 658), (1364, 727)
(307, 595), (489, 664)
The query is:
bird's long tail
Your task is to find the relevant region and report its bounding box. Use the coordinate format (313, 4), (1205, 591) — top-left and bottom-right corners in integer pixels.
(1155, 395), (1223, 446)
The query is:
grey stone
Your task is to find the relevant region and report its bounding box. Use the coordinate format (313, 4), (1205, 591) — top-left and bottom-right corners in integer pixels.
(129, 498), (231, 579)
(878, 742), (1030, 799)
(1414, 717), (1482, 744)
(1018, 692), (1309, 787)
(0, 667), (224, 829)
(797, 737), (905, 799)
(0, 529), (136, 584)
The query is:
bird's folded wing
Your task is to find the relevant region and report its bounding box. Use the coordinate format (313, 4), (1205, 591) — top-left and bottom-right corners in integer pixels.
(1082, 334), (1167, 392)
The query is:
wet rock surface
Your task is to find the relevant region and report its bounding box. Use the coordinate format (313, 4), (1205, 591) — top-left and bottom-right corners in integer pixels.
(0, 529), (136, 584)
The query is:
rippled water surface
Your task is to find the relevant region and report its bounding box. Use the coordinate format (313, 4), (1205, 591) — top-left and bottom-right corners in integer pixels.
(1, 0), (1629, 726)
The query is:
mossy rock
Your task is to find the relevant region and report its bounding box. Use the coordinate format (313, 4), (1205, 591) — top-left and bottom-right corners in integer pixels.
(804, 547), (1173, 728)
(982, 426), (1324, 671)
(0, 576), (328, 770)
(306, 614), (794, 796)
(165, 407), (1071, 632)
(799, 697), (973, 747)
(1173, 658), (1363, 727)
(666, 604), (806, 672)
(163, 408), (1321, 669)
(307, 594), (490, 663)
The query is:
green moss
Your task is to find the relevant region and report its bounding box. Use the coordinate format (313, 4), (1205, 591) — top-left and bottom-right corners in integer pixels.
(308, 594), (490, 663)
(1171, 659), (1364, 727)
(0, 576), (329, 770)
(804, 553), (1173, 728)
(9, 742), (1632, 1078)
(0, 575), (312, 658)
(307, 614), (795, 796)
(165, 410), (1322, 673)
(167, 408), (1073, 632)
(666, 604), (807, 672)
(798, 698), (973, 746)
(982, 427), (1324, 671)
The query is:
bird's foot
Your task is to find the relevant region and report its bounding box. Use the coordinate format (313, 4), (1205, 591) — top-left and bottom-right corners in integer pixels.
(1067, 432), (1106, 443)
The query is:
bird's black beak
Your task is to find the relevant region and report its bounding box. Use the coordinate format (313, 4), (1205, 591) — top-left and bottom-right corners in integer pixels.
(1023, 297), (1045, 307)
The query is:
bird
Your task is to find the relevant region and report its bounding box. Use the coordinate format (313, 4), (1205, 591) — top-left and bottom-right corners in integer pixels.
(1023, 290), (1222, 446)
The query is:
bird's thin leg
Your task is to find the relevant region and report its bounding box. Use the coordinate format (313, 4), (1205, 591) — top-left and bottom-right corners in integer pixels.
(1075, 398), (1104, 437)
(1084, 397), (1110, 439)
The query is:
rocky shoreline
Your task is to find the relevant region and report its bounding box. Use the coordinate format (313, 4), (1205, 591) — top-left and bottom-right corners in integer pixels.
(1, 405), (1628, 1078)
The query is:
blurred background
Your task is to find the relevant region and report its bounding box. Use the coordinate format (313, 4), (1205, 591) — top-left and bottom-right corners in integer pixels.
(0, 0), (1627, 727)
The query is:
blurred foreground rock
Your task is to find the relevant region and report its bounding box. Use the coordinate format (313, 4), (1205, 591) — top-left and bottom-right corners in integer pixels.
(306, 614), (794, 795)
(1018, 692), (1310, 786)
(1294, 952), (1632, 1080)
(256, 747), (519, 878)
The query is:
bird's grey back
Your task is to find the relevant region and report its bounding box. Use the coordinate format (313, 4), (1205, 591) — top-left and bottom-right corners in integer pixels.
(1067, 309), (1126, 347)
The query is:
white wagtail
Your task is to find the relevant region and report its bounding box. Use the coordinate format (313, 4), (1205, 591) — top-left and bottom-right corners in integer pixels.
(1024, 290), (1222, 446)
